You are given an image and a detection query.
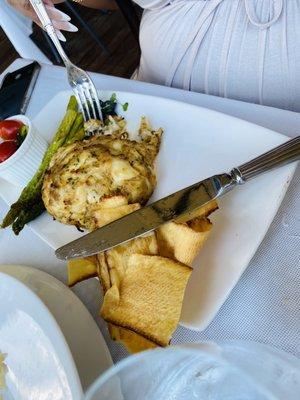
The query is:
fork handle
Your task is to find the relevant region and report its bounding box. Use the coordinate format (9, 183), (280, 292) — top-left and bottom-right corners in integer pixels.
(29, 0), (70, 66)
(231, 136), (300, 183)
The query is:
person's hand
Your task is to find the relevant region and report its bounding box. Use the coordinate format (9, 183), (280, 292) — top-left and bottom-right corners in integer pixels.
(6, 0), (78, 41)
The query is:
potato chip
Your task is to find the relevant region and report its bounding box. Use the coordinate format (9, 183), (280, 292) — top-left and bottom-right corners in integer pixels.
(91, 203), (141, 230)
(108, 323), (157, 353)
(187, 217), (212, 232)
(103, 234), (159, 348)
(156, 218), (212, 266)
(97, 252), (111, 293)
(67, 256), (98, 287)
(101, 254), (192, 346)
(106, 234), (158, 288)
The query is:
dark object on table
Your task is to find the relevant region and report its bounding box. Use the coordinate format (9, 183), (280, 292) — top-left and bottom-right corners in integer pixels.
(0, 62), (40, 119)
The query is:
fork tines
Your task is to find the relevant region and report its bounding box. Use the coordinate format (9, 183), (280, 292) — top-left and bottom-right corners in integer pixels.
(73, 77), (103, 122)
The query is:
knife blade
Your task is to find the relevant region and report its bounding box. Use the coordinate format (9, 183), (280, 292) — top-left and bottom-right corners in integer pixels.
(55, 173), (234, 260)
(55, 136), (300, 260)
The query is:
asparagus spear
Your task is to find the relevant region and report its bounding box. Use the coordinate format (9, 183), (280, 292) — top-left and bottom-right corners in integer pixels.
(12, 200), (45, 235)
(65, 113), (84, 145)
(1, 96), (78, 229)
(67, 128), (85, 144)
(10, 116), (85, 232)
(10, 121), (85, 233)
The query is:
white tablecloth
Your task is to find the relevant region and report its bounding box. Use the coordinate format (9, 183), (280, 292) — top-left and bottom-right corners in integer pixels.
(0, 59), (299, 363)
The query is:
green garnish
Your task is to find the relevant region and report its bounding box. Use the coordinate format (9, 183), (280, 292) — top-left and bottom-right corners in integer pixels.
(100, 93), (118, 120)
(110, 93), (117, 102)
(17, 125), (28, 147)
(100, 93), (129, 119)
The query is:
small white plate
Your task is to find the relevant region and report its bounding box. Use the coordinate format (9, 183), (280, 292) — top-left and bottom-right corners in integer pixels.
(0, 271), (82, 400)
(0, 91), (296, 331)
(0, 265), (113, 393)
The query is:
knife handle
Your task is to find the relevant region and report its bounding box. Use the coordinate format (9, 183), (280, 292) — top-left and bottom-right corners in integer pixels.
(231, 136), (300, 183)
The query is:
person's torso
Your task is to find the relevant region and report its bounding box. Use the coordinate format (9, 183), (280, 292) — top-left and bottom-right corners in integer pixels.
(137, 0), (300, 112)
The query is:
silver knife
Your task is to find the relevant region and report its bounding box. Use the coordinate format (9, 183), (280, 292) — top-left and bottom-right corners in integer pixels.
(56, 136), (300, 260)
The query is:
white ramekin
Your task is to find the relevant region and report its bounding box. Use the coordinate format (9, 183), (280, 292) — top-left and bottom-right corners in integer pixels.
(0, 115), (48, 187)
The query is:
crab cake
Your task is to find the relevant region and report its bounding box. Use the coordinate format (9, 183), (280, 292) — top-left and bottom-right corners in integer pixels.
(42, 126), (162, 230)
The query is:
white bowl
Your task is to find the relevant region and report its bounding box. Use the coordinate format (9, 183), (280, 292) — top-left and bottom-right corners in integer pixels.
(0, 115), (48, 187)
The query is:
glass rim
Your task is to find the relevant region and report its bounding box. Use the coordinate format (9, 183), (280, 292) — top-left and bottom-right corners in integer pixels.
(84, 339), (300, 400)
(84, 340), (298, 399)
(84, 346), (202, 400)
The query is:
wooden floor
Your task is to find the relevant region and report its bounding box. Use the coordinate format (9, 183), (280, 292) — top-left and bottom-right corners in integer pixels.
(0, 4), (140, 77)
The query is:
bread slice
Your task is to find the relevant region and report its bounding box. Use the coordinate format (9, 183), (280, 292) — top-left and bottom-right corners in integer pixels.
(67, 256), (98, 287)
(156, 218), (212, 266)
(101, 254), (192, 346)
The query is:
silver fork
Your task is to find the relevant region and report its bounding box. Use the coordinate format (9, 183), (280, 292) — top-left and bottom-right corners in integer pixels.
(29, 0), (103, 121)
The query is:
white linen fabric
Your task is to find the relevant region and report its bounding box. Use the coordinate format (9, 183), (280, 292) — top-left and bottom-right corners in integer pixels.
(135, 0), (300, 112)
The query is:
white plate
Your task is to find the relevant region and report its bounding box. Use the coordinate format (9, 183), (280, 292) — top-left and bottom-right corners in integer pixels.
(0, 91), (296, 331)
(0, 271), (82, 400)
(0, 265), (113, 392)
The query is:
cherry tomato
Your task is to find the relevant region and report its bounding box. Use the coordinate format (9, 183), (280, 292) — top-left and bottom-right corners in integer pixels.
(0, 120), (24, 141)
(0, 141), (18, 163)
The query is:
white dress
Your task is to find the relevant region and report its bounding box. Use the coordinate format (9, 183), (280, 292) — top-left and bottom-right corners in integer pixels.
(134, 0), (300, 112)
